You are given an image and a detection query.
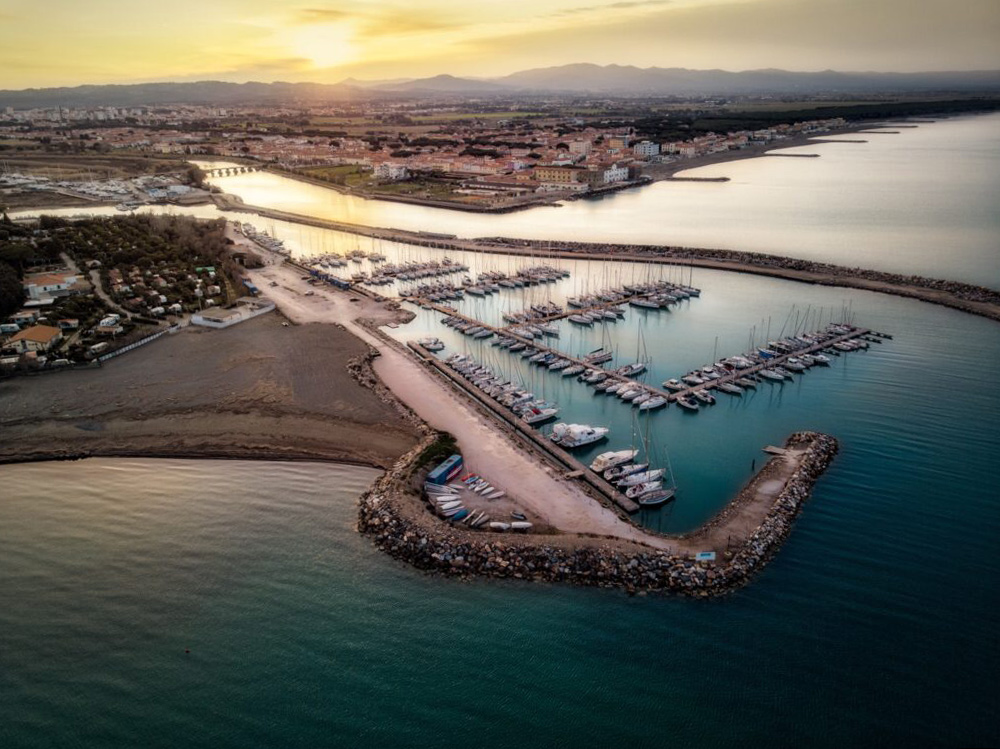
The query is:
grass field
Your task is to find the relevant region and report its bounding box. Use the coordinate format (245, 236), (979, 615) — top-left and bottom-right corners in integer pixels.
(0, 153), (189, 180)
(300, 164), (370, 187)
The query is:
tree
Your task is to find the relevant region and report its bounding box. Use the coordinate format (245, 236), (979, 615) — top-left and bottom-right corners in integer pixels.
(0, 261), (23, 318)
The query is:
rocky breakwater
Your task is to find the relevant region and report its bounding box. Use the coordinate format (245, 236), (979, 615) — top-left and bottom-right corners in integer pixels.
(358, 431), (840, 596)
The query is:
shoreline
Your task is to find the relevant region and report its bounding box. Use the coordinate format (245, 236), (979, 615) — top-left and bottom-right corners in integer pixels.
(358, 431), (839, 596)
(250, 122), (874, 215)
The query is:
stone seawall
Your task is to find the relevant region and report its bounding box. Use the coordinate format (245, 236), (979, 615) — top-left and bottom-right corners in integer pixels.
(358, 431), (839, 596)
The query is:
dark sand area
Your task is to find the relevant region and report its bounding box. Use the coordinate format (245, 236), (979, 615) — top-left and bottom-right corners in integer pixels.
(0, 314), (420, 467)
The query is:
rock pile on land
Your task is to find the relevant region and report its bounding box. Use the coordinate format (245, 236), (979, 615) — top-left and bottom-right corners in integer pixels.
(358, 431), (839, 597)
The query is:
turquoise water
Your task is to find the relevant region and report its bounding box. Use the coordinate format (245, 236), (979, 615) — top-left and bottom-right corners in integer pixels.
(387, 262), (1000, 536)
(2, 451), (998, 747)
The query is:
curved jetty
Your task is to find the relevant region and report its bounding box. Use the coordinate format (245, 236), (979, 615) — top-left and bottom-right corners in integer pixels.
(359, 431), (839, 596)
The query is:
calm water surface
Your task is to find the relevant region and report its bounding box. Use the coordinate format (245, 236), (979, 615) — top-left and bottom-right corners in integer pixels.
(193, 113), (1000, 286)
(1, 455), (997, 748)
(18, 114), (999, 286)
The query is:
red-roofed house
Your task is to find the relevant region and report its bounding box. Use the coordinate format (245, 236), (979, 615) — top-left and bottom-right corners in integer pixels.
(6, 324), (63, 353)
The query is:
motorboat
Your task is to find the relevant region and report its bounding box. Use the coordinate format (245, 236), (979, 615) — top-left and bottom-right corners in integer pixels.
(590, 449), (638, 473)
(417, 337), (445, 352)
(692, 390), (716, 405)
(638, 395), (667, 411)
(663, 379), (686, 391)
(676, 396), (700, 411)
(550, 423), (610, 448)
(605, 462), (648, 481)
(521, 407), (559, 425)
(617, 469), (666, 487)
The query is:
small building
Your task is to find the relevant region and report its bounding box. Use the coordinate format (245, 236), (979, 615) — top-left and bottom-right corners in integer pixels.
(10, 310), (39, 327)
(6, 324), (63, 353)
(191, 297), (275, 329)
(374, 163), (408, 181)
(23, 272), (79, 301)
(633, 141), (660, 158)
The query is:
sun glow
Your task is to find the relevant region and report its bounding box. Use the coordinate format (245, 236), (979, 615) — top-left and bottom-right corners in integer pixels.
(292, 23), (357, 69)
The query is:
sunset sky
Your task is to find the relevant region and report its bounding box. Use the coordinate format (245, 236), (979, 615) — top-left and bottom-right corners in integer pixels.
(1, 0), (998, 89)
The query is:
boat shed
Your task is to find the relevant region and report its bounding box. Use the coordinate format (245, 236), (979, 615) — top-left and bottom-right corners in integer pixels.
(426, 454), (463, 485)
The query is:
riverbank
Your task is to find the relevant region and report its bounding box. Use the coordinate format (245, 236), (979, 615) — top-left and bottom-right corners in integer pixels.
(249, 123), (873, 216)
(211, 196), (1000, 322)
(262, 165), (569, 214)
(359, 431), (839, 596)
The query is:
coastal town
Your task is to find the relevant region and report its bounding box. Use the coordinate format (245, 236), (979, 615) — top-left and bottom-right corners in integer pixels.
(0, 99), (850, 209)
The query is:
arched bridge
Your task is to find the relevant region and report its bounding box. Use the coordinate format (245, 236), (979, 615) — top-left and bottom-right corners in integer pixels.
(202, 166), (259, 177)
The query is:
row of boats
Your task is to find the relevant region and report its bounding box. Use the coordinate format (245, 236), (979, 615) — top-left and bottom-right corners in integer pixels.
(423, 477), (532, 532)
(362, 258), (470, 286)
(660, 325), (872, 411)
(446, 353), (562, 425)
(501, 302), (564, 325)
(566, 281), (700, 309)
(589, 449), (676, 507)
(440, 317), (496, 340)
(239, 223), (289, 255)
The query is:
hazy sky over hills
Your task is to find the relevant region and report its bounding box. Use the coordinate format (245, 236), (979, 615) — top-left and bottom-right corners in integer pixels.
(1, 0), (998, 88)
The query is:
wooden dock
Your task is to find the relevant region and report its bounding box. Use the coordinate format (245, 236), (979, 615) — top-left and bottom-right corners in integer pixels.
(421, 300), (871, 408)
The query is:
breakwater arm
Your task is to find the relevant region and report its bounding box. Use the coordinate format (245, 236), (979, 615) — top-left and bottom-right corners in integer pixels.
(358, 431), (839, 597)
(210, 195), (1000, 324)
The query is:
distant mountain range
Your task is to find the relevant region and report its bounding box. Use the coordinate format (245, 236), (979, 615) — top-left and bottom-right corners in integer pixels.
(491, 64), (1000, 95)
(3, 65), (999, 108)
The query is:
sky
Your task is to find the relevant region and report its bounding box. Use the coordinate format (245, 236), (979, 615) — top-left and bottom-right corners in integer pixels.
(1, 0), (998, 89)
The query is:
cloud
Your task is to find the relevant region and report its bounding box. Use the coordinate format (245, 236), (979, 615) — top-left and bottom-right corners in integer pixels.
(552, 0), (672, 17)
(295, 8), (352, 24)
(293, 5), (462, 36)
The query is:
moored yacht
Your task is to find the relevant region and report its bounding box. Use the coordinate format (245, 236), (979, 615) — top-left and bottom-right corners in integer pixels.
(550, 423), (610, 449)
(590, 449), (639, 473)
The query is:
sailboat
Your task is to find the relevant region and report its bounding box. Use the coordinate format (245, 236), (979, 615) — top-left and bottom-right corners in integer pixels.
(633, 409), (678, 508)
